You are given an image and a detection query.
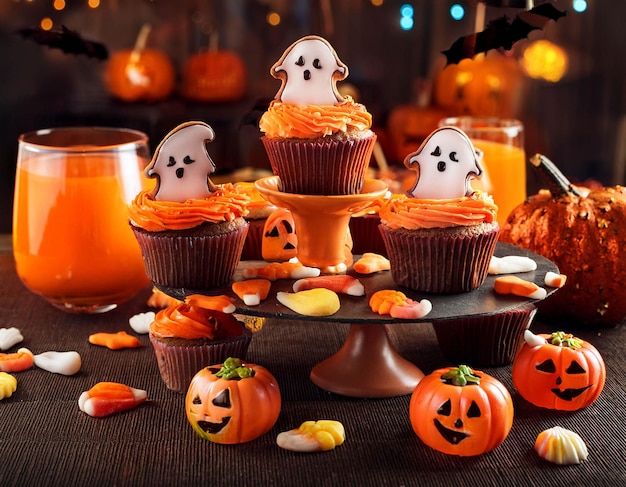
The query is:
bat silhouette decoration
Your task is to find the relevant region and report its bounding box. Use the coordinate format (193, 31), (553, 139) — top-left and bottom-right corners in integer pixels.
(442, 3), (566, 65)
(17, 25), (108, 60)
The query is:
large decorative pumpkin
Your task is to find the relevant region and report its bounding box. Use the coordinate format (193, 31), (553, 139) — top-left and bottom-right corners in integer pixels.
(105, 48), (175, 102)
(512, 330), (606, 411)
(500, 154), (626, 326)
(433, 52), (524, 118)
(181, 49), (247, 102)
(185, 357), (281, 444)
(409, 365), (513, 456)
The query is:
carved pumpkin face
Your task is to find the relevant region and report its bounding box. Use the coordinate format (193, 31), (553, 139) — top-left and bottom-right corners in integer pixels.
(512, 331), (606, 411)
(185, 358), (281, 444)
(262, 208), (297, 262)
(410, 366), (513, 456)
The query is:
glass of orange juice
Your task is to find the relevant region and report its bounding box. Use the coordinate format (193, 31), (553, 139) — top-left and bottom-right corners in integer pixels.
(13, 127), (152, 313)
(438, 117), (526, 227)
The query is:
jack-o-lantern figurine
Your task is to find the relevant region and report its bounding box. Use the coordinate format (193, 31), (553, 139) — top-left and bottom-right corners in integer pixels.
(186, 357), (281, 444)
(512, 330), (606, 411)
(262, 208), (297, 262)
(409, 365), (513, 457)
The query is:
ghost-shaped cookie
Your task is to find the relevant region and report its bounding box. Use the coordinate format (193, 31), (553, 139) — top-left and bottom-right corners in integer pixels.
(405, 126), (483, 199)
(146, 121), (217, 202)
(270, 35), (348, 106)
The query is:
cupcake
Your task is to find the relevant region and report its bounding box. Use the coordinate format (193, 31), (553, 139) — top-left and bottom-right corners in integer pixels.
(379, 126), (499, 294)
(233, 181), (277, 260)
(149, 301), (252, 393)
(259, 35), (376, 195)
(129, 121), (250, 291)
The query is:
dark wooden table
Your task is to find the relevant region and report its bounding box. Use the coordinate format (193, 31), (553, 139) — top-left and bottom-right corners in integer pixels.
(0, 242), (624, 486)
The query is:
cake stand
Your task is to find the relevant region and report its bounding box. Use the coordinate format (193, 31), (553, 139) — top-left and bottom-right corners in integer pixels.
(254, 176), (388, 272)
(161, 243), (560, 398)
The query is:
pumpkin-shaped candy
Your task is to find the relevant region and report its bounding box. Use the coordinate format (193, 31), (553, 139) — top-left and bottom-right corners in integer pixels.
(186, 357), (281, 444)
(512, 330), (606, 411)
(409, 365), (513, 456)
(500, 154), (626, 326)
(262, 208), (297, 262)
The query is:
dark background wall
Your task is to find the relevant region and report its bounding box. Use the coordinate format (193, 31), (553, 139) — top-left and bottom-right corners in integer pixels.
(1, 0), (624, 234)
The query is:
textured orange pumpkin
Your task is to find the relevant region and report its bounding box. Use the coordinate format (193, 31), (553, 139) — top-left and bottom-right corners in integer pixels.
(433, 53), (524, 118)
(500, 154), (626, 326)
(409, 365), (513, 456)
(105, 49), (175, 102)
(262, 208), (297, 262)
(185, 358), (281, 444)
(512, 331), (606, 411)
(181, 50), (247, 102)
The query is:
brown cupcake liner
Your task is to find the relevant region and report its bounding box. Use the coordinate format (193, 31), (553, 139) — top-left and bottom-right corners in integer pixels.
(149, 330), (252, 393)
(241, 219), (265, 261)
(432, 306), (537, 367)
(349, 214), (387, 257)
(261, 134), (376, 195)
(379, 224), (500, 293)
(132, 222), (248, 290)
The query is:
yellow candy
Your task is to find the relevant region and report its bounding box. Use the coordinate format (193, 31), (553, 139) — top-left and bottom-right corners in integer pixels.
(276, 288), (340, 316)
(277, 420), (345, 452)
(0, 371), (17, 400)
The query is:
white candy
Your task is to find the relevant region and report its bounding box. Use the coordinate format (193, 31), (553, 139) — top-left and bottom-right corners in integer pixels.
(129, 311), (155, 334)
(489, 255), (537, 275)
(535, 426), (588, 465)
(33, 351), (82, 376)
(0, 327), (24, 351)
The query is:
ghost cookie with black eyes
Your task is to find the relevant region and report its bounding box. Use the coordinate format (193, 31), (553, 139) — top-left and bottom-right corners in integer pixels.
(378, 126), (500, 293)
(129, 121), (250, 292)
(259, 35), (376, 195)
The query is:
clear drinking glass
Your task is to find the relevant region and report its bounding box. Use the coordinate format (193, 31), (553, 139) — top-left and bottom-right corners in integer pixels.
(439, 117), (526, 227)
(13, 127), (152, 313)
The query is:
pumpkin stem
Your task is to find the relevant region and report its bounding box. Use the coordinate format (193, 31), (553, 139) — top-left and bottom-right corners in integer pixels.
(530, 154), (583, 197)
(216, 357), (255, 380)
(441, 365), (481, 386)
(549, 331), (583, 350)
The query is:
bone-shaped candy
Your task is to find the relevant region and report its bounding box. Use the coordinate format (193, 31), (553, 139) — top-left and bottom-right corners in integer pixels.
(33, 351), (82, 376)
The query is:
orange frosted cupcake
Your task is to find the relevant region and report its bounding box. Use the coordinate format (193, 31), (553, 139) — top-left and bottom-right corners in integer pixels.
(379, 126), (499, 293)
(149, 302), (252, 393)
(259, 35), (376, 195)
(233, 181), (277, 260)
(129, 122), (249, 291)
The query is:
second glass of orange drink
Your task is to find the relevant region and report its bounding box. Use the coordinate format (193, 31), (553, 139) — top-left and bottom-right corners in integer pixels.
(439, 117), (526, 227)
(13, 127), (152, 313)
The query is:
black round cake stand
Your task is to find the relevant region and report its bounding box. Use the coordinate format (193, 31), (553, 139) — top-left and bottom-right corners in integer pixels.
(159, 243), (559, 398)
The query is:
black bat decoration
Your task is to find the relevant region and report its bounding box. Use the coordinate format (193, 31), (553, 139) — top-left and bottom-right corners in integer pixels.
(442, 3), (566, 65)
(17, 25), (108, 60)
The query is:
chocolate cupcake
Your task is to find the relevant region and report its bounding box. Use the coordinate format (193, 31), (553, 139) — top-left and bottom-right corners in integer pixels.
(149, 302), (252, 393)
(259, 35), (375, 195)
(128, 121), (250, 291)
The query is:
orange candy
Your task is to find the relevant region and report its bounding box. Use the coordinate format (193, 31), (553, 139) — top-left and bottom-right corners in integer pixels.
(0, 347), (34, 373)
(232, 279), (271, 306)
(353, 253), (391, 274)
(185, 294), (236, 313)
(88, 331), (142, 350)
(79, 382), (147, 417)
(494, 275), (547, 299)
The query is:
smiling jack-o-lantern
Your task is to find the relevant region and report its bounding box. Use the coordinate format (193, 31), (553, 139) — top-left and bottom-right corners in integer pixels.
(262, 208), (297, 262)
(409, 365), (513, 456)
(185, 357), (281, 444)
(512, 330), (606, 411)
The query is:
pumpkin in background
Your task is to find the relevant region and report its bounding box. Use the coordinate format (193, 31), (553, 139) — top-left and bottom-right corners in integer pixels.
(433, 52), (524, 118)
(104, 25), (175, 103)
(500, 154), (626, 326)
(409, 365), (513, 456)
(181, 49), (247, 102)
(185, 357), (281, 444)
(512, 330), (606, 411)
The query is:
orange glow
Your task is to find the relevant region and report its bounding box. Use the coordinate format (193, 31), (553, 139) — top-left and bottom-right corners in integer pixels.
(40, 18), (53, 30)
(88, 0), (100, 8)
(522, 40), (568, 82)
(267, 11), (281, 26)
(53, 0), (65, 10)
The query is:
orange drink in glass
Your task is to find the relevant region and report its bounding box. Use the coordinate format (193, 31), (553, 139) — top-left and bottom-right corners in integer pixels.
(439, 117), (526, 227)
(13, 127), (152, 313)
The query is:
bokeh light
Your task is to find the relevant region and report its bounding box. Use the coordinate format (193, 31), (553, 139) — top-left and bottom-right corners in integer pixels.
(522, 40), (569, 82)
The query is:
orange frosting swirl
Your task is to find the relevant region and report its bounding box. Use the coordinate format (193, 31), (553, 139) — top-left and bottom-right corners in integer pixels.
(379, 191), (498, 229)
(129, 183), (249, 232)
(259, 97), (372, 138)
(233, 181), (276, 218)
(149, 303), (244, 340)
